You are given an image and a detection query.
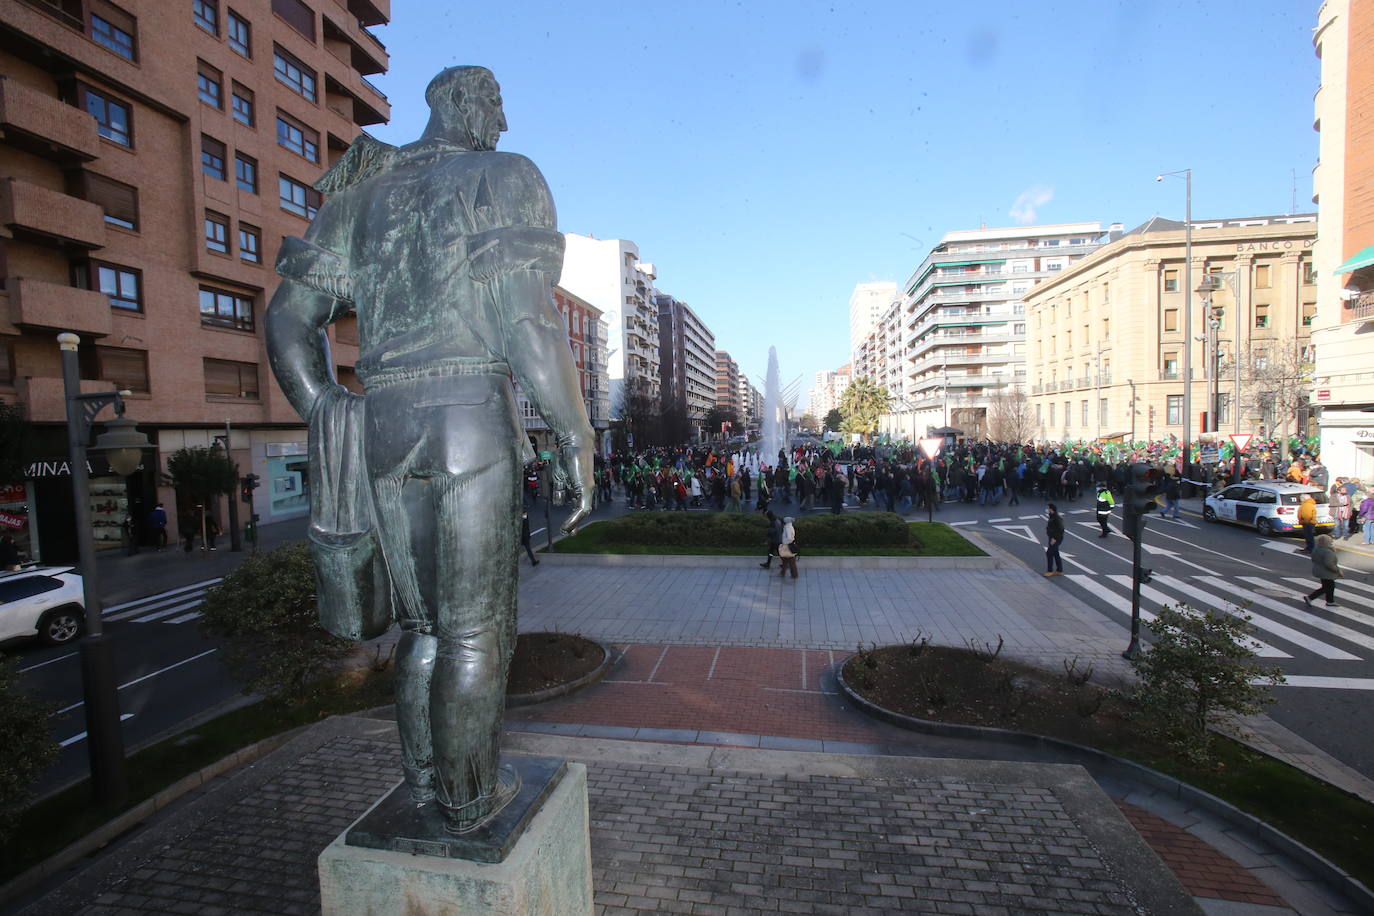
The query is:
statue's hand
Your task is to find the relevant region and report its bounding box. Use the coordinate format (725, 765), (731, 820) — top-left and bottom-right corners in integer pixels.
(559, 445), (596, 534)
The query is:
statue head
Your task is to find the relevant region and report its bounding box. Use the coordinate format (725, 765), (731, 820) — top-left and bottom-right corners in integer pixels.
(423, 66), (507, 151)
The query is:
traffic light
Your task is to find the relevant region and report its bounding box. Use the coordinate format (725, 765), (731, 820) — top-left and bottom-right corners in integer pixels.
(240, 473), (260, 504)
(1121, 462), (1163, 540)
(1209, 304), (1224, 326)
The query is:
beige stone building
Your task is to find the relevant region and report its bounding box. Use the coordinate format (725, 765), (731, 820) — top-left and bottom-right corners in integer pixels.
(1024, 216), (1317, 445)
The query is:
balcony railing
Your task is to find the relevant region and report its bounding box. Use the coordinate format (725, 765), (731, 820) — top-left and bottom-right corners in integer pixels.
(1347, 292), (1374, 321)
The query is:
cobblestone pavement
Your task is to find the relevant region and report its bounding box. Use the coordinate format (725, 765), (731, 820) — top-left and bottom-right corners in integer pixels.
(13, 719), (1200, 916)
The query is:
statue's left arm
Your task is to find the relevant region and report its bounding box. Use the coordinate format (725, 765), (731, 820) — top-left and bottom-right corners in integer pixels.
(472, 156), (596, 532)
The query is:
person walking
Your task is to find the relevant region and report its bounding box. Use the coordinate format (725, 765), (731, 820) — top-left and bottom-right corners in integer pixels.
(1298, 493), (1318, 552)
(1331, 482), (1351, 540)
(1356, 487), (1374, 545)
(520, 510), (539, 566)
(1159, 474), (1182, 519)
(1303, 534), (1342, 607)
(778, 516), (798, 580)
(759, 511), (782, 569)
(148, 502), (168, 551)
(1094, 483), (1116, 537)
(1044, 503), (1064, 576)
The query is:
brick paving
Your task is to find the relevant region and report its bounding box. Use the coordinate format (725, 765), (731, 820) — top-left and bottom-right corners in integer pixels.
(1115, 802), (1288, 908)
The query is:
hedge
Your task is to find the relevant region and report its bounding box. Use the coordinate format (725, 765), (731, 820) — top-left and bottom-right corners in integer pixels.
(579, 511), (919, 549)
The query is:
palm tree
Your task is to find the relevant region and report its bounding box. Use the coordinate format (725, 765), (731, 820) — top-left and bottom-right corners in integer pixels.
(839, 376), (890, 443)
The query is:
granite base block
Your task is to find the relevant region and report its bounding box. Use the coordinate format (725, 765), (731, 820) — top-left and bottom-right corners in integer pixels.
(318, 760), (592, 916)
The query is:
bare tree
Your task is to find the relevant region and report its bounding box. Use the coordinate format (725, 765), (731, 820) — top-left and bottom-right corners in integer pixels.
(1235, 341), (1310, 442)
(985, 387), (1036, 443)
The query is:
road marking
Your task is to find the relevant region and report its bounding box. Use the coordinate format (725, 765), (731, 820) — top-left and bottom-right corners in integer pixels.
(1113, 575), (1288, 658)
(59, 713), (134, 748)
(1138, 543), (1219, 576)
(988, 517), (1011, 523)
(1065, 574), (1153, 622)
(993, 524), (1038, 543)
(52, 648), (221, 716)
(707, 646), (721, 679)
(950, 520), (977, 527)
(1273, 676), (1374, 690)
(1260, 541), (1304, 556)
(1152, 576), (1359, 660)
(1019, 515), (1040, 520)
(1155, 516), (1200, 529)
(120, 600), (204, 624)
(1262, 578), (1374, 622)
(1069, 509), (1092, 514)
(104, 591), (209, 622)
(166, 611), (203, 624)
(1335, 578), (1374, 599)
(1057, 551), (1094, 574)
(1195, 576), (1374, 655)
(1139, 525), (1271, 571)
(19, 651), (78, 673)
(102, 578), (222, 614)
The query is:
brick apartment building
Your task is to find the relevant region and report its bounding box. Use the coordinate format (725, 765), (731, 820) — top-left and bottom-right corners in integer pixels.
(0, 0), (389, 562)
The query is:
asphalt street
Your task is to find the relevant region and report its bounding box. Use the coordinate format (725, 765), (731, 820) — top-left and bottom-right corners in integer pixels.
(11, 482), (1374, 794)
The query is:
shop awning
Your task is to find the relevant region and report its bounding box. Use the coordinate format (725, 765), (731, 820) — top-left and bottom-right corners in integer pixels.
(1333, 244), (1374, 274)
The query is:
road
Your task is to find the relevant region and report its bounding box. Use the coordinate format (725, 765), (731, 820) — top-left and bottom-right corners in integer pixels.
(12, 485), (1374, 791)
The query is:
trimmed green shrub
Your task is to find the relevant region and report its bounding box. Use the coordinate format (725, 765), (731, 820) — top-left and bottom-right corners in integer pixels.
(581, 511), (919, 549)
(0, 655), (57, 844)
(199, 543), (353, 704)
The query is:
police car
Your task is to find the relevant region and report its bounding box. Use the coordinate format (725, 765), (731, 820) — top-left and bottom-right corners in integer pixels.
(0, 566), (85, 646)
(1202, 481), (1335, 536)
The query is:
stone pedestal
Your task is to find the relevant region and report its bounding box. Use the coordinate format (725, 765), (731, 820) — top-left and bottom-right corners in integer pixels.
(319, 757), (592, 915)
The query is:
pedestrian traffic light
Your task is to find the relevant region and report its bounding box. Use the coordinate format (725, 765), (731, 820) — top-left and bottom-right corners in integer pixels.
(240, 473), (260, 504)
(1121, 462), (1162, 540)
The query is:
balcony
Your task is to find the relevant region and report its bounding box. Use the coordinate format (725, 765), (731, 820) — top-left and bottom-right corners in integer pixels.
(323, 73), (389, 127)
(0, 78), (102, 162)
(1345, 291), (1374, 321)
(322, 14), (388, 76)
(9, 277), (112, 337)
(0, 178), (106, 249)
(346, 0), (389, 27)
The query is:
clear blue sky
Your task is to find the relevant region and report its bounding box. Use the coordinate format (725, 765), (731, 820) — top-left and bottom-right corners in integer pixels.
(369, 1), (1320, 413)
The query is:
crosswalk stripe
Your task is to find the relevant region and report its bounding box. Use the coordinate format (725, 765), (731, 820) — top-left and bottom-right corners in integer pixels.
(1269, 578), (1374, 622)
(1274, 675), (1374, 691)
(120, 600), (204, 623)
(166, 611), (202, 624)
(1336, 578), (1374, 599)
(1105, 575), (1289, 658)
(1064, 574), (1154, 622)
(103, 578), (222, 613)
(1195, 576), (1374, 656)
(1152, 576), (1359, 660)
(103, 588), (210, 620)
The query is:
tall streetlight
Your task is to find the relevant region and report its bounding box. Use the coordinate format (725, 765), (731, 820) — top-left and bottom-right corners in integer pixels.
(1157, 169), (1192, 482)
(59, 332), (151, 807)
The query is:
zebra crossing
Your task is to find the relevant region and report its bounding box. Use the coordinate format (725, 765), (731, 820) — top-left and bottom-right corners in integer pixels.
(101, 577), (223, 626)
(1058, 570), (1374, 667)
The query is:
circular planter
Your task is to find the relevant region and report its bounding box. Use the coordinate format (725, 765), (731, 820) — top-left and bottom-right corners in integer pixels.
(505, 635), (614, 708)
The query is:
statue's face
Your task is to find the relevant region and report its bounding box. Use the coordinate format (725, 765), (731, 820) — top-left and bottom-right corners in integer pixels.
(466, 78), (508, 151)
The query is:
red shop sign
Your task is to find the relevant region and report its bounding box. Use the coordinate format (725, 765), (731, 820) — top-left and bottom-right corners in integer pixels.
(0, 483), (26, 504)
(0, 511), (27, 530)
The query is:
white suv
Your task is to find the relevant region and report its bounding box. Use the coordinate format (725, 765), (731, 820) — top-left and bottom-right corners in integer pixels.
(0, 566), (86, 646)
(1203, 481), (1335, 537)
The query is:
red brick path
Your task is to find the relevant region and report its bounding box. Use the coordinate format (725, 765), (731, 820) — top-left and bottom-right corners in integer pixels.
(509, 643), (1288, 908)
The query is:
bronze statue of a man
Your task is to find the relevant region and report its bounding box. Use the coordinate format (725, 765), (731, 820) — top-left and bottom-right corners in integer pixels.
(266, 66), (594, 833)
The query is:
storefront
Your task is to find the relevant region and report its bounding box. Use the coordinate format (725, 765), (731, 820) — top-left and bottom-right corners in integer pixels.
(1318, 409), (1374, 483)
(0, 481), (37, 564)
(262, 441), (309, 521)
(24, 454), (156, 564)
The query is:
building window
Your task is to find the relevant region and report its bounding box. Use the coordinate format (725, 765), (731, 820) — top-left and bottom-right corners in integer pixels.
(1162, 352), (1178, 379)
(204, 358), (259, 399)
(0, 340), (12, 385)
(82, 173), (138, 230)
(273, 45), (316, 102)
(1302, 260), (1316, 285)
(81, 345), (149, 393)
(76, 260), (142, 311)
(201, 134), (227, 180)
(1163, 308), (1178, 332)
(1099, 398), (1109, 425)
(239, 224), (261, 263)
(1036, 402), (1043, 425)
(1013, 322), (1025, 335)
(234, 152), (257, 192)
(91, 9), (136, 60)
(230, 83), (254, 125)
(1301, 301), (1316, 327)
(1164, 269), (1179, 292)
(199, 286), (255, 331)
(227, 8), (250, 55)
(204, 210), (229, 253)
(271, 0), (316, 40)
(275, 112), (319, 162)
(1166, 395), (1182, 426)
(197, 60), (223, 108)
(1254, 303), (1270, 328)
(278, 173), (319, 218)
(192, 0), (217, 34)
(79, 85), (132, 146)
(1254, 264), (1272, 289)
(1218, 392), (1231, 425)
(1049, 403), (1056, 426)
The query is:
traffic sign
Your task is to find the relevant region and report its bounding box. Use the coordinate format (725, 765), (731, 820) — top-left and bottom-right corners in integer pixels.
(1228, 433), (1252, 453)
(918, 437), (943, 460)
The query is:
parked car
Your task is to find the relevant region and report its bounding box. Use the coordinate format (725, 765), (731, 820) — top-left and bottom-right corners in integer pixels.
(0, 566), (85, 646)
(1203, 481), (1335, 536)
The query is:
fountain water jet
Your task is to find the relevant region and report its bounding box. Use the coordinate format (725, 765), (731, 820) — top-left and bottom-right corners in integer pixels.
(760, 347), (784, 465)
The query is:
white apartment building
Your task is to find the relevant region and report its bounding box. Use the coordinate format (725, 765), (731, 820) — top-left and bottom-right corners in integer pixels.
(559, 234), (662, 414)
(891, 223), (1103, 438)
(849, 281), (898, 368)
(738, 377), (761, 428)
(809, 364), (852, 423)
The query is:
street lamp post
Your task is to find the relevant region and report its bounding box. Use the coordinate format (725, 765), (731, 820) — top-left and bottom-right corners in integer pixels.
(59, 332), (151, 807)
(1157, 169), (1192, 481)
(1126, 378), (1137, 443)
